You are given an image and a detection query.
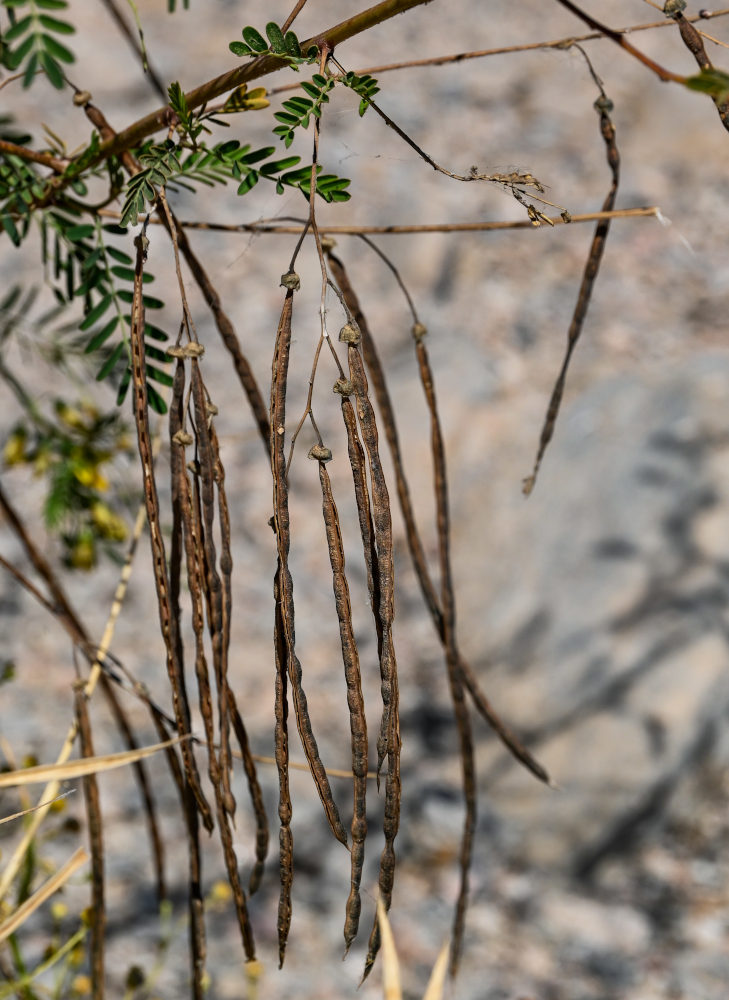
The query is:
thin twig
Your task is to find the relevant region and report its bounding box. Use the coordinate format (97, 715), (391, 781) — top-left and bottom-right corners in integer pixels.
(98, 0), (167, 100)
(554, 0), (688, 82)
(281, 0), (312, 33)
(271, 8), (729, 82)
(107, 206), (658, 236)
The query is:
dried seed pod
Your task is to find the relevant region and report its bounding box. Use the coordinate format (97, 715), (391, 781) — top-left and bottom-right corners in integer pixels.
(338, 322), (361, 346)
(280, 270), (301, 291)
(172, 430), (194, 447)
(411, 322), (428, 341)
(320, 235), (337, 251)
(308, 444), (333, 462)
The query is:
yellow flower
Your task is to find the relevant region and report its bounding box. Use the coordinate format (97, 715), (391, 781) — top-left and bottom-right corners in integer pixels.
(90, 502), (127, 541)
(50, 901), (69, 922)
(68, 536), (96, 570)
(71, 973), (92, 995)
(3, 430), (27, 466)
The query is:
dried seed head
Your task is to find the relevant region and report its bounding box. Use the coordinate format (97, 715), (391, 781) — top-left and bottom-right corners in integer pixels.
(166, 342), (205, 360)
(338, 322), (361, 346)
(664, 0), (687, 15)
(280, 270), (301, 291)
(73, 91), (92, 106)
(320, 235), (337, 251)
(333, 378), (353, 397)
(173, 430), (194, 447)
(594, 95), (614, 113)
(411, 322), (428, 341)
(308, 444), (333, 462)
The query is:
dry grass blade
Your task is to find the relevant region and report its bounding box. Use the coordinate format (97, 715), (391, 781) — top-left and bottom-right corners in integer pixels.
(0, 793), (73, 827)
(0, 488), (167, 898)
(313, 453), (368, 953)
(523, 93), (620, 495)
(422, 939), (450, 1000)
(0, 737), (186, 787)
(75, 687), (105, 1000)
(269, 289), (348, 846)
(128, 232), (213, 830)
(376, 896), (402, 1000)
(0, 847), (89, 944)
(327, 251), (549, 785)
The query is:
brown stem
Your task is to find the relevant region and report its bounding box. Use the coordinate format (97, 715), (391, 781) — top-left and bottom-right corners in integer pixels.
(0, 138), (68, 172)
(554, 0), (687, 83)
(87, 0), (435, 170)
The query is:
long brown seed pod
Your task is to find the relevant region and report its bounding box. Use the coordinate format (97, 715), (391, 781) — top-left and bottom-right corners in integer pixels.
(170, 359), (257, 960)
(312, 450), (368, 953)
(273, 565), (293, 966)
(128, 232), (213, 830)
(270, 288), (348, 846)
(414, 333), (475, 978)
(189, 361), (235, 816)
(228, 689), (269, 895)
(344, 334), (401, 981)
(74, 686), (105, 1000)
(523, 94), (620, 495)
(207, 415), (269, 891)
(337, 386), (383, 663)
(326, 252), (549, 785)
(346, 339), (397, 779)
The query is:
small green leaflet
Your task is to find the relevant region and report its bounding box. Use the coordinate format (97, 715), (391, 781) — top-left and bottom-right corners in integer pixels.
(684, 67), (729, 102)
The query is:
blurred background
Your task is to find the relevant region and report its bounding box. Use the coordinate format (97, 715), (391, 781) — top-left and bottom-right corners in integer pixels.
(3, 1), (729, 997)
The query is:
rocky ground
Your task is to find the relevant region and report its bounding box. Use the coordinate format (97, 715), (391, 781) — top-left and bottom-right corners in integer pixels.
(3, 1), (729, 998)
